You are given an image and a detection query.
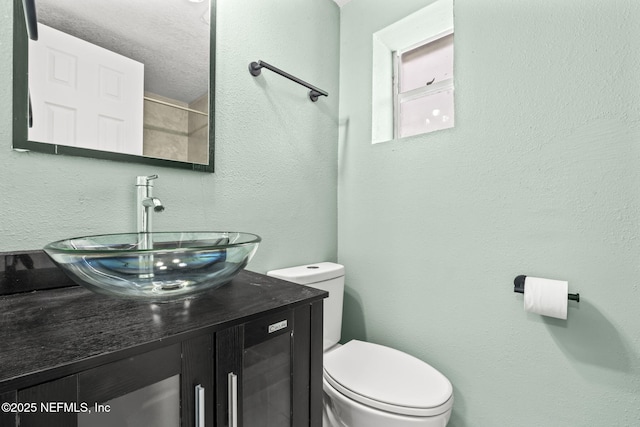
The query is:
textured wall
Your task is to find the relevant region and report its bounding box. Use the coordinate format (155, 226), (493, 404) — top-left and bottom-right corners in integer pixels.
(0, 0), (340, 274)
(338, 0), (640, 426)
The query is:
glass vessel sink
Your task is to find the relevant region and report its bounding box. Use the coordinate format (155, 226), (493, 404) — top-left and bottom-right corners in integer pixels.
(44, 232), (261, 301)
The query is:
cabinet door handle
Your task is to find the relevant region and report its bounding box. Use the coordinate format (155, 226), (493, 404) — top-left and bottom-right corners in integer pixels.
(195, 384), (205, 427)
(228, 372), (238, 427)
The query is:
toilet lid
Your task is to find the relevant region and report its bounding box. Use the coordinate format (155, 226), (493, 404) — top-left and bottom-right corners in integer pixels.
(323, 340), (453, 417)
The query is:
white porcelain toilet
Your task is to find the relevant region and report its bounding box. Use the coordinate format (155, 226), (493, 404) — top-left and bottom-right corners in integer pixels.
(267, 262), (453, 427)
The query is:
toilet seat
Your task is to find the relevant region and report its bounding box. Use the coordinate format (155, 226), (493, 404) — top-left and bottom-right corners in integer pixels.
(323, 340), (453, 417)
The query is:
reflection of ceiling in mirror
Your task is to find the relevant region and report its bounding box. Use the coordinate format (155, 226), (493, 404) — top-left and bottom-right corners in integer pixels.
(36, 0), (210, 104)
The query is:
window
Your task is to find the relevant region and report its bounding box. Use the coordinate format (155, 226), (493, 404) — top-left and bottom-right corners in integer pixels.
(394, 31), (454, 138)
(371, 0), (454, 144)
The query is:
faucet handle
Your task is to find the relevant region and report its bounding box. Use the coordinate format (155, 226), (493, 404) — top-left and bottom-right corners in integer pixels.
(136, 175), (159, 186)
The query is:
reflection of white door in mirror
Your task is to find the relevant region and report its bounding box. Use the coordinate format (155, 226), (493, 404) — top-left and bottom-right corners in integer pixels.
(28, 24), (144, 155)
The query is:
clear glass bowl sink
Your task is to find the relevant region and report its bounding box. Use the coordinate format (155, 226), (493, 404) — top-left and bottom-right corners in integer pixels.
(44, 232), (261, 301)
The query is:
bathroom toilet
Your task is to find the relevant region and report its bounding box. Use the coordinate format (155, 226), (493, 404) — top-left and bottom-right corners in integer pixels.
(267, 262), (453, 427)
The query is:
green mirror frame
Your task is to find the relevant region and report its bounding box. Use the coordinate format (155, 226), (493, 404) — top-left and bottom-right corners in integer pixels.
(12, 0), (216, 173)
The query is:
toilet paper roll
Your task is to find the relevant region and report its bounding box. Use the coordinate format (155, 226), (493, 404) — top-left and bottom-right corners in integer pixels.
(523, 276), (568, 320)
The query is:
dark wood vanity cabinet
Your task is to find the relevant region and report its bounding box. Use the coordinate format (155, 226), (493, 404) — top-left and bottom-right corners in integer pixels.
(0, 270), (325, 427)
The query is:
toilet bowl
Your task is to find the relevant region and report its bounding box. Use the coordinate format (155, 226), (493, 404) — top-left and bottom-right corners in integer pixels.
(267, 263), (454, 427)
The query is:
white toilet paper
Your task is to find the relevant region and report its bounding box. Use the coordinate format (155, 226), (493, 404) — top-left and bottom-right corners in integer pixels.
(523, 276), (568, 319)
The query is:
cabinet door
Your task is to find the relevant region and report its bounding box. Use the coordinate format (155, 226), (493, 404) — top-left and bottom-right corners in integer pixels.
(215, 304), (322, 427)
(77, 344), (182, 427)
(242, 310), (295, 427)
(16, 339), (213, 427)
(216, 311), (295, 427)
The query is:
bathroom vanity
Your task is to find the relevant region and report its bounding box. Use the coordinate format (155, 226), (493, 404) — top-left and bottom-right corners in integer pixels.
(0, 255), (326, 427)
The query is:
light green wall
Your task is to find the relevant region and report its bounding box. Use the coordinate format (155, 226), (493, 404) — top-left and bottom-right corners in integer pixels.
(338, 0), (640, 426)
(0, 0), (340, 274)
(4, 0), (640, 424)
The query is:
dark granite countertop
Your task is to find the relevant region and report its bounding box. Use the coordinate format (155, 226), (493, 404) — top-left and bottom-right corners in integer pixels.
(0, 270), (326, 393)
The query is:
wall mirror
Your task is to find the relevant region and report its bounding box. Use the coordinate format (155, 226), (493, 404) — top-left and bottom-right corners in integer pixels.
(12, 0), (216, 172)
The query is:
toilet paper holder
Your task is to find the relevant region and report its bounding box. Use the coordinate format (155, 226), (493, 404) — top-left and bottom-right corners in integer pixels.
(514, 275), (580, 302)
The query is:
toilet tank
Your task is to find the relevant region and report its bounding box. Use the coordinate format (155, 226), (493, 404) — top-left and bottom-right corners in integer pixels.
(267, 262), (344, 351)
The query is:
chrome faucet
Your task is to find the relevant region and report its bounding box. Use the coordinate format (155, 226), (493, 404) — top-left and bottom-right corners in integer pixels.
(136, 175), (164, 235)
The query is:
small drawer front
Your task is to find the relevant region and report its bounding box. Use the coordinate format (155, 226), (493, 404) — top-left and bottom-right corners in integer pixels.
(244, 310), (294, 349)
